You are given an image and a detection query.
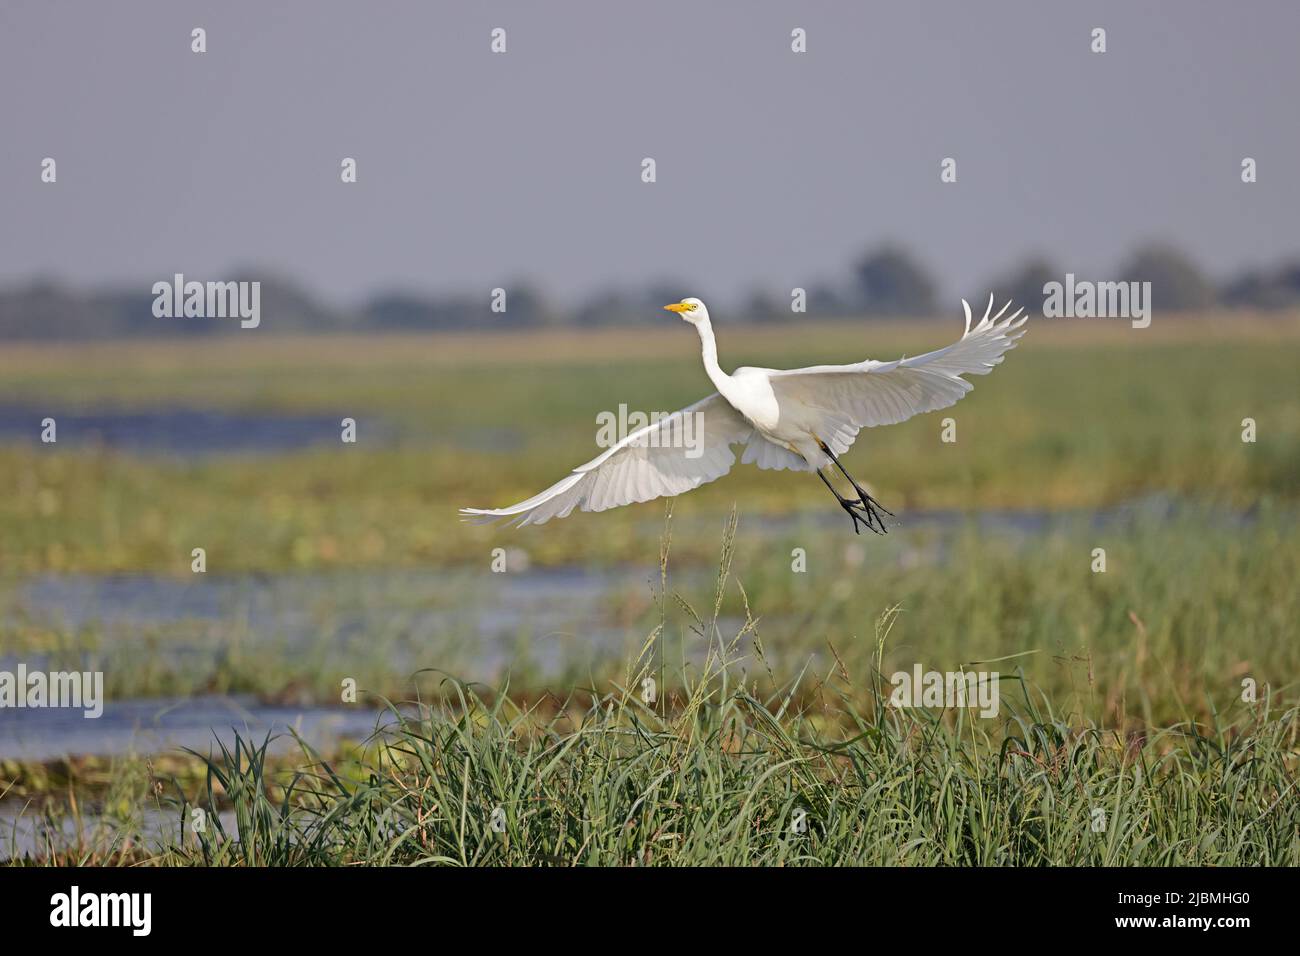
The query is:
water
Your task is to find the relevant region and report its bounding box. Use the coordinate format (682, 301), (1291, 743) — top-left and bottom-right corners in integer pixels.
(0, 805), (241, 859)
(5, 566), (635, 675)
(0, 695), (401, 762)
(0, 403), (534, 455)
(0, 403), (368, 455)
(748, 491), (1246, 536)
(0, 495), (1261, 763)
(0, 566), (657, 761)
(2, 696), (408, 860)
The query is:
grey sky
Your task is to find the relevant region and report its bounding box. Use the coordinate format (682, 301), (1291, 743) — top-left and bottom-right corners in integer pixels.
(2, 0), (1297, 310)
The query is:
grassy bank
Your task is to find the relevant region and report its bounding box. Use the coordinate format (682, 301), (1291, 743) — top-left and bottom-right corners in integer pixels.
(5, 518), (1298, 866)
(4, 505), (1296, 726)
(8, 629), (1298, 866)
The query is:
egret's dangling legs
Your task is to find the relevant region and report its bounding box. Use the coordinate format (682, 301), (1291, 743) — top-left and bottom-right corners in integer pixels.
(816, 469), (882, 536)
(818, 441), (893, 533)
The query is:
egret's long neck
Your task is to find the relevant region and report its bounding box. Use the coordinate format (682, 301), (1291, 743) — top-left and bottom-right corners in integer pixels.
(696, 317), (731, 393)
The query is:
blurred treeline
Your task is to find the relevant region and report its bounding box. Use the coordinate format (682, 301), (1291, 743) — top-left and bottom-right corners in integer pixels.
(4, 241), (1299, 340)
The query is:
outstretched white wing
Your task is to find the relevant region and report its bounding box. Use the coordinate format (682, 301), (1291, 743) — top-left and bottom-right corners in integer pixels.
(459, 393), (757, 527)
(766, 296), (1028, 456)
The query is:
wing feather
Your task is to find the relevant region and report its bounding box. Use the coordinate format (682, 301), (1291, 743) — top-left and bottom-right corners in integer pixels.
(459, 392), (757, 527)
(767, 296), (1027, 456)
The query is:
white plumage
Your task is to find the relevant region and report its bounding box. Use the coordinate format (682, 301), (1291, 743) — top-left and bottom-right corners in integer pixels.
(461, 295), (1026, 531)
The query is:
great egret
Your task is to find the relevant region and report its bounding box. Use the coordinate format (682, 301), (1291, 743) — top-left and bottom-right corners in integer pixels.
(460, 296), (1027, 533)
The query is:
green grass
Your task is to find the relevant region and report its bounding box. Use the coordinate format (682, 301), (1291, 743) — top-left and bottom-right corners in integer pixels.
(5, 516), (1298, 866)
(1, 319), (1297, 864)
(4, 504), (1295, 728)
(7, 622), (1298, 865)
(1, 319), (1297, 575)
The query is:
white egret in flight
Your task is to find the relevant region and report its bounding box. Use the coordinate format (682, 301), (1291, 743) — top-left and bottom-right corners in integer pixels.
(461, 296), (1026, 534)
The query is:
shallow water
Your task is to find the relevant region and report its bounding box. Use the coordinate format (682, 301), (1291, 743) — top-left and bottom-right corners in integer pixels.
(0, 566), (654, 761)
(748, 491), (1251, 535)
(0, 804), (240, 859)
(0, 695), (400, 762)
(0, 495), (1263, 762)
(5, 566), (634, 675)
(0, 403), (367, 455)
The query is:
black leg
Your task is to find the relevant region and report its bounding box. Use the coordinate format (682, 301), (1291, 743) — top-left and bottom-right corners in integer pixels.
(818, 441), (893, 532)
(817, 468), (883, 535)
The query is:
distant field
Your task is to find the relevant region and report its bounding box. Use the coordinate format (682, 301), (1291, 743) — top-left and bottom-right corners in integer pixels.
(0, 312), (1295, 574)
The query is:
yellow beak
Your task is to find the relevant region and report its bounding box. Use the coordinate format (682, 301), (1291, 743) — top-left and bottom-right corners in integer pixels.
(663, 302), (691, 313)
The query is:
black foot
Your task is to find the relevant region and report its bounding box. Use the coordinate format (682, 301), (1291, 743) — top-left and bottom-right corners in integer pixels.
(854, 490), (894, 532)
(840, 497), (885, 535)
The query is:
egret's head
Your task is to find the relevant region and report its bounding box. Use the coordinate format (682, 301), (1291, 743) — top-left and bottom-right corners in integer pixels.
(663, 297), (708, 325)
